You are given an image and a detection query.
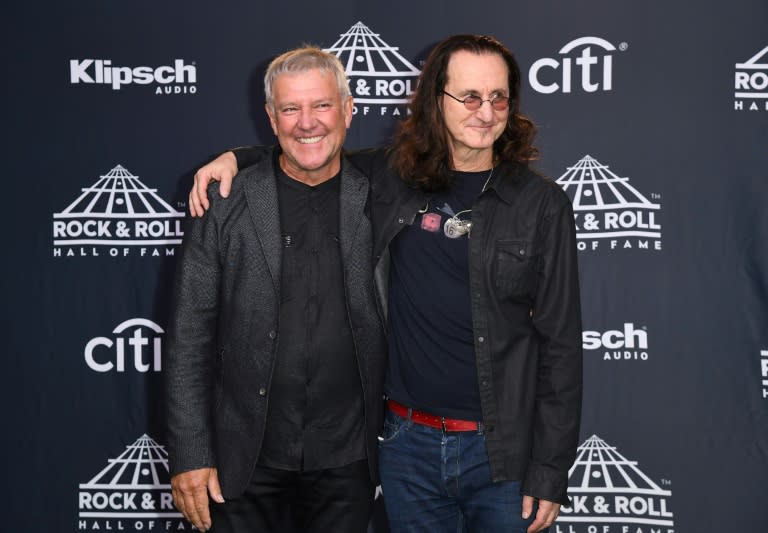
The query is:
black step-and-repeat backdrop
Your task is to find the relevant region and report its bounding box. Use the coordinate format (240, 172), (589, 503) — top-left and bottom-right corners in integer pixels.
(5, 1), (767, 531)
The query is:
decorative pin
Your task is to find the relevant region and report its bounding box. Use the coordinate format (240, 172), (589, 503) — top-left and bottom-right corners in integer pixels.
(444, 217), (472, 238)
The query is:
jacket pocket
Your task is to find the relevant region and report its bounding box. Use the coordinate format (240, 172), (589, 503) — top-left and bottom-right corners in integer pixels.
(494, 240), (539, 299)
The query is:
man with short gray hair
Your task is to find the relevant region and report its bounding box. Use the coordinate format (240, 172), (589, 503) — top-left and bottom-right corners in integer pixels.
(165, 47), (386, 532)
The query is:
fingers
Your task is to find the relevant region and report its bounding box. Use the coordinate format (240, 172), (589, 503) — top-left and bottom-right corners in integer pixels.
(189, 171), (209, 217)
(526, 499), (560, 533)
(171, 469), (213, 531)
(218, 152), (238, 199)
(522, 494), (534, 519)
(208, 467), (225, 504)
(188, 151), (238, 217)
(220, 174), (233, 199)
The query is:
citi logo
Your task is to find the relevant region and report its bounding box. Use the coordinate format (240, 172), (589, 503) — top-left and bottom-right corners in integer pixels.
(583, 323), (649, 361)
(529, 36), (626, 94)
(69, 59), (197, 93)
(84, 318), (163, 373)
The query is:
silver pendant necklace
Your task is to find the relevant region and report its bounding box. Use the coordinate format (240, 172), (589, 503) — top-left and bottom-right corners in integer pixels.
(443, 166), (494, 239)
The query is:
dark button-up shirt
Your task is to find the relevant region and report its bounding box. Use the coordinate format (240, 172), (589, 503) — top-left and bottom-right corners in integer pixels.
(258, 164), (365, 471)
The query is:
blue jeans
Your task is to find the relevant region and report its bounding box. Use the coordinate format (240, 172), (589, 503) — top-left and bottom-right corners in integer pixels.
(379, 409), (541, 533)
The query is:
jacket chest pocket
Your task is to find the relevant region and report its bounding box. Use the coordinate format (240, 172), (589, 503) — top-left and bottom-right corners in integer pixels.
(494, 240), (540, 299)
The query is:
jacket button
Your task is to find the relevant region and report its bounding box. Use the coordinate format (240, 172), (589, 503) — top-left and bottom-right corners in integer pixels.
(478, 336), (485, 343)
(268, 330), (276, 339)
(519, 248), (526, 256)
(259, 388), (267, 396)
(397, 217), (405, 224)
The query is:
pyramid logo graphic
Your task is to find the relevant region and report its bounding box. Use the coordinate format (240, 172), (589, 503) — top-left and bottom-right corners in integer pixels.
(556, 156), (661, 252)
(78, 434), (185, 528)
(53, 165), (185, 257)
(734, 45), (768, 111)
(324, 22), (420, 106)
(556, 435), (674, 531)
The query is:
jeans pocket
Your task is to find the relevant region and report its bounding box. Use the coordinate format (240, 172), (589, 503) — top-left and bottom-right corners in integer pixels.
(378, 413), (405, 445)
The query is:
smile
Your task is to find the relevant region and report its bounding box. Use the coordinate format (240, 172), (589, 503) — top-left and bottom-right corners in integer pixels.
(297, 136), (324, 144)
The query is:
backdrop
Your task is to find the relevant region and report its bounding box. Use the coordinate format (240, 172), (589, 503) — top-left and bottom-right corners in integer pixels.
(4, 1), (767, 531)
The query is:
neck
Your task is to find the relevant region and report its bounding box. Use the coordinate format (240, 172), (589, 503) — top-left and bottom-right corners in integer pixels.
(450, 148), (494, 172)
(279, 154), (340, 186)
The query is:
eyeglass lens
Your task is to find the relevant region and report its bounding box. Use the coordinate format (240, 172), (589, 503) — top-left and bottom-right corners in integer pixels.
(463, 95), (509, 111)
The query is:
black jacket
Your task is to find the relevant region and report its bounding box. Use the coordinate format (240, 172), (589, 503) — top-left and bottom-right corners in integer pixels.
(352, 148), (582, 505)
(166, 147), (387, 497)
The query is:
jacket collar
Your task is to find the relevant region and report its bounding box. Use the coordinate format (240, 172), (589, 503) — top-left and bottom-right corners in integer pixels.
(241, 145), (368, 293)
(482, 159), (530, 205)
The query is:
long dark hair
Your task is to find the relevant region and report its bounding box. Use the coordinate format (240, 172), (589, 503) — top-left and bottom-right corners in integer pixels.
(392, 35), (538, 191)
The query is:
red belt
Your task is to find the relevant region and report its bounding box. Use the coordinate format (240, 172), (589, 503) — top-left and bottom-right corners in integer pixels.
(387, 399), (480, 432)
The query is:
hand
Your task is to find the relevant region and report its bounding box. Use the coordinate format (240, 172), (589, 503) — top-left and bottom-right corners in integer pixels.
(523, 495), (560, 533)
(171, 467), (224, 531)
(189, 151), (238, 217)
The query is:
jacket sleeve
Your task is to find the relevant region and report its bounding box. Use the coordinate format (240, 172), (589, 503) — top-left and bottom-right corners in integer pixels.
(233, 146), (269, 170)
(522, 194), (583, 505)
(165, 189), (223, 476)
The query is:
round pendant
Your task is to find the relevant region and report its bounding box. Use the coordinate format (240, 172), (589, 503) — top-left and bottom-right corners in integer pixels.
(444, 217), (471, 238)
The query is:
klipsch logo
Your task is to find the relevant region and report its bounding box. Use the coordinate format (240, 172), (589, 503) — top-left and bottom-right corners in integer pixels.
(324, 21), (420, 117)
(583, 323), (649, 362)
(734, 46), (768, 111)
(555, 435), (674, 533)
(70, 59), (197, 94)
(529, 37), (626, 94)
(84, 318), (164, 373)
(78, 434), (186, 530)
(556, 155), (661, 252)
(52, 165), (184, 258)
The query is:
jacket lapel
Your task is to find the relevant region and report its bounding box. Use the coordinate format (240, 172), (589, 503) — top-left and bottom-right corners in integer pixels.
(338, 159), (369, 265)
(243, 156), (281, 294)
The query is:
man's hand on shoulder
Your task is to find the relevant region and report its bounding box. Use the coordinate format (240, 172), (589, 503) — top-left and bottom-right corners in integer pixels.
(170, 467), (224, 531)
(189, 152), (238, 217)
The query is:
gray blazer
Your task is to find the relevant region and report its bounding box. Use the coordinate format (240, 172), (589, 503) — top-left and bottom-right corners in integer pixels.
(165, 147), (387, 497)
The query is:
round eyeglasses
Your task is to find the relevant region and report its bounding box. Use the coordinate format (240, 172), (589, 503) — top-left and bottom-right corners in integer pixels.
(442, 90), (510, 111)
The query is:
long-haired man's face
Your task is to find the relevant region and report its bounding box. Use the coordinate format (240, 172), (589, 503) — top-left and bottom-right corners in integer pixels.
(440, 51), (509, 167)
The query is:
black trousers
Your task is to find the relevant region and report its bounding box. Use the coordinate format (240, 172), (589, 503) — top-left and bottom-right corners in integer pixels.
(210, 459), (374, 533)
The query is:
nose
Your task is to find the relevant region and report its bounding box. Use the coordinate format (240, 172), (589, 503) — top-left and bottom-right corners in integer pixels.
(475, 100), (494, 121)
(297, 107), (317, 130)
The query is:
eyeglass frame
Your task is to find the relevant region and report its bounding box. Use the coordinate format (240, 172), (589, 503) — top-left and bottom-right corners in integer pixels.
(441, 90), (511, 111)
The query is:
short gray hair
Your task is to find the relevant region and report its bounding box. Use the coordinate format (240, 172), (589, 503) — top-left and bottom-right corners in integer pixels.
(264, 47), (351, 111)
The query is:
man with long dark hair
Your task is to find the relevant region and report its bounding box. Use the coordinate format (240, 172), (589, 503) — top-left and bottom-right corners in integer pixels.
(189, 35), (582, 533)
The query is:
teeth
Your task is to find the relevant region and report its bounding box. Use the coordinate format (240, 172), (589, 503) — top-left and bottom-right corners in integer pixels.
(298, 136), (323, 144)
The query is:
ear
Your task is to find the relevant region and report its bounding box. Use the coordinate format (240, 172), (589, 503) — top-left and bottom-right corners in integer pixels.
(343, 96), (354, 129)
(265, 103), (278, 136)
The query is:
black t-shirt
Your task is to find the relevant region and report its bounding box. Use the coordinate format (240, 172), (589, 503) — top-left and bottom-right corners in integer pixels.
(258, 162), (365, 471)
(385, 169), (493, 420)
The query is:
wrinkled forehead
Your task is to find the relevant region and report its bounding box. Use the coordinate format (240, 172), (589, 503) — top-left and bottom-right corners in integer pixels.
(272, 68), (340, 98)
